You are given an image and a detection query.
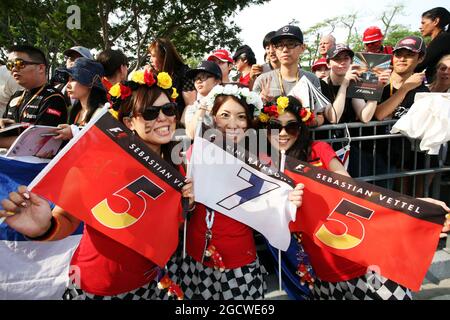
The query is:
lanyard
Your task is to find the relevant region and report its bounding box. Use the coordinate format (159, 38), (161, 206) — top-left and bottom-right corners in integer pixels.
(277, 69), (299, 96)
(18, 85), (46, 120)
(205, 207), (215, 230)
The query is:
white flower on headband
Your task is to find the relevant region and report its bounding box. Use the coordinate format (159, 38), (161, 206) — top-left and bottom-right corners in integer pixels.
(206, 84), (263, 116)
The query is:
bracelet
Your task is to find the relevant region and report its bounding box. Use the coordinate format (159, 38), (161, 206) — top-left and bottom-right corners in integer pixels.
(27, 216), (59, 241)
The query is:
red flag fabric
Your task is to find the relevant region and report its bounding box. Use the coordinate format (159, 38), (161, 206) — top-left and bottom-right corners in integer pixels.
(30, 110), (186, 267)
(284, 156), (446, 291)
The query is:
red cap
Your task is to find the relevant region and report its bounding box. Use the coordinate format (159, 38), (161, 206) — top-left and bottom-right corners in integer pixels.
(312, 58), (328, 72)
(363, 26), (383, 44)
(207, 49), (233, 63)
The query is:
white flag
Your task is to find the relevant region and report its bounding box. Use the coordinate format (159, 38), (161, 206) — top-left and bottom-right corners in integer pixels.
(190, 134), (297, 251)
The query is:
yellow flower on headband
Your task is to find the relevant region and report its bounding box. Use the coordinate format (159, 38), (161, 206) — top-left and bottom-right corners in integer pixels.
(258, 113), (270, 123)
(157, 72), (172, 89)
(131, 70), (146, 85)
(171, 87), (179, 100)
(109, 83), (121, 98)
(277, 96), (289, 109)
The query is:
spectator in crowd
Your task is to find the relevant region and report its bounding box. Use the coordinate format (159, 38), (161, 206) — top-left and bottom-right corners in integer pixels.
(0, 64), (23, 116)
(375, 36), (430, 196)
(148, 38), (197, 115)
(233, 45), (256, 88)
(362, 26), (393, 54)
(429, 54), (450, 93)
(0, 70), (194, 300)
(183, 60), (222, 137)
(318, 34), (336, 58)
(416, 7), (450, 83)
(311, 58), (330, 79)
(96, 49), (129, 90)
(250, 31), (281, 82)
(63, 46), (93, 69)
(51, 58), (107, 141)
(253, 25), (321, 100)
(206, 49), (233, 83)
(0, 45), (67, 149)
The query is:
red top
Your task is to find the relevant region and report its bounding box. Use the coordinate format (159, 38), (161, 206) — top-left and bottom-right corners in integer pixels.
(291, 141), (367, 282)
(186, 203), (256, 269)
(70, 225), (158, 296)
(239, 73), (251, 87)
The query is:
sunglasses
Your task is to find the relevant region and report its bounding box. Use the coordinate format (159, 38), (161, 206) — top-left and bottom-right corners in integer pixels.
(6, 58), (41, 71)
(136, 102), (177, 121)
(267, 120), (300, 135)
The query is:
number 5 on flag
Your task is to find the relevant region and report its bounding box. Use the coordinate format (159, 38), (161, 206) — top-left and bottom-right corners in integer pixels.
(315, 198), (374, 250)
(91, 176), (165, 229)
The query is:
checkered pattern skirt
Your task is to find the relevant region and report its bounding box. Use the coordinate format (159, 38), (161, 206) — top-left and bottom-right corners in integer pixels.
(156, 253), (267, 300)
(63, 280), (160, 300)
(313, 270), (412, 300)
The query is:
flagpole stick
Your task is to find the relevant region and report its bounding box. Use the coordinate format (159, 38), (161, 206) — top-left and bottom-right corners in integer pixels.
(181, 118), (203, 259)
(278, 149), (287, 294)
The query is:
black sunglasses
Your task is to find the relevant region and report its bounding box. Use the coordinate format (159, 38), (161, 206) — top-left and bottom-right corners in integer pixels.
(6, 58), (41, 71)
(136, 102), (177, 121)
(267, 120), (300, 135)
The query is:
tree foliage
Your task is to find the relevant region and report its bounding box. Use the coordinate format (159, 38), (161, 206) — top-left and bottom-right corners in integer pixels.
(0, 0), (269, 71)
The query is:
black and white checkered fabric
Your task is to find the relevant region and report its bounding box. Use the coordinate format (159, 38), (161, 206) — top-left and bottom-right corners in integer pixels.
(63, 280), (160, 300)
(172, 255), (267, 300)
(313, 271), (412, 300)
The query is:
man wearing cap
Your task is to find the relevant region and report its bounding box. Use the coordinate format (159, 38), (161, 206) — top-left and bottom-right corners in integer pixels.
(362, 26), (393, 55)
(249, 31), (280, 83)
(0, 45), (67, 148)
(319, 34), (336, 58)
(183, 61), (222, 138)
(63, 46), (94, 68)
(233, 45), (256, 87)
(207, 49), (233, 83)
(312, 58), (330, 79)
(375, 36), (428, 121)
(322, 43), (385, 124)
(253, 25), (321, 99)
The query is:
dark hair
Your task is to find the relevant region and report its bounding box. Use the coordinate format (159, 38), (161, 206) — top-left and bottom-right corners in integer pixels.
(8, 45), (48, 67)
(422, 7), (450, 32)
(233, 45), (257, 65)
(97, 49), (128, 77)
(148, 38), (185, 74)
(69, 86), (107, 125)
(263, 31), (276, 48)
(210, 83), (256, 129)
(263, 96), (312, 162)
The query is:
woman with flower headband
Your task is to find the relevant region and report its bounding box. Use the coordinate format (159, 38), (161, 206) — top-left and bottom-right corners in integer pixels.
(258, 96), (450, 300)
(173, 83), (304, 300)
(0, 69), (194, 300)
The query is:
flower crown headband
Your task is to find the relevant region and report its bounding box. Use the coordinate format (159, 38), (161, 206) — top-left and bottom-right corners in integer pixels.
(258, 96), (315, 127)
(108, 69), (179, 113)
(205, 84), (263, 117)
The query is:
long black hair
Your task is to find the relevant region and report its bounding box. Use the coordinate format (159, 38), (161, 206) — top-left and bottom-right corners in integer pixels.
(262, 96), (312, 163)
(422, 7), (450, 32)
(68, 86), (107, 124)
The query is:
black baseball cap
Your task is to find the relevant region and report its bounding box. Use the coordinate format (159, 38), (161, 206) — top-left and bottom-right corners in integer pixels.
(393, 36), (427, 55)
(263, 31), (276, 48)
(327, 44), (355, 60)
(186, 60), (222, 80)
(271, 25), (304, 44)
(232, 45), (256, 62)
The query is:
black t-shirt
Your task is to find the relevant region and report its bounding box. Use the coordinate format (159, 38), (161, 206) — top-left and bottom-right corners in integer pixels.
(415, 32), (450, 83)
(320, 79), (357, 124)
(380, 82), (430, 119)
(2, 84), (68, 135)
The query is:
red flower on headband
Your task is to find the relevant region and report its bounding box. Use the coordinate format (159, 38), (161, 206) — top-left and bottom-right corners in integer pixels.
(299, 108), (315, 126)
(144, 69), (156, 87)
(120, 83), (132, 100)
(263, 105), (279, 117)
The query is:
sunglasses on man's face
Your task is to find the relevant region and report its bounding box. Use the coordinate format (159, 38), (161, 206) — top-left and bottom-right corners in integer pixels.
(137, 102), (177, 121)
(6, 58), (41, 71)
(267, 120), (300, 135)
